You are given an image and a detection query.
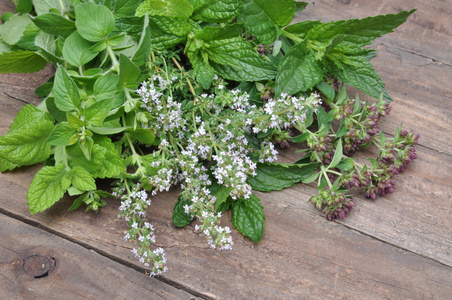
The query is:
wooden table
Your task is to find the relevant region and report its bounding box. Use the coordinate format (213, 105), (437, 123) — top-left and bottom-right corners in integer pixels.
(1, 0), (451, 299)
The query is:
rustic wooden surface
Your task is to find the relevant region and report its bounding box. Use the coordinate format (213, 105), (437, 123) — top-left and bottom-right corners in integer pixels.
(1, 0), (451, 299)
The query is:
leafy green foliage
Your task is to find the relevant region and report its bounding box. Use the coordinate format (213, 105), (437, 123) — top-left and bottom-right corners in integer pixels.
(172, 195), (194, 227)
(232, 194), (265, 242)
(0, 0), (416, 270)
(27, 163), (71, 214)
(248, 162), (320, 191)
(239, 0), (294, 44)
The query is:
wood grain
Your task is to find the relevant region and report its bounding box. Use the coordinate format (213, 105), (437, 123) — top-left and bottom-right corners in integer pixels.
(1, 0), (452, 299)
(0, 214), (198, 299)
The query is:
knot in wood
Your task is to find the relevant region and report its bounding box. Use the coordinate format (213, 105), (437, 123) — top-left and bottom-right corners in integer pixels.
(23, 255), (56, 278)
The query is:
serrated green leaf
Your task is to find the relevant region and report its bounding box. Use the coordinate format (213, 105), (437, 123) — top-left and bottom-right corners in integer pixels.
(84, 98), (113, 126)
(0, 50), (47, 73)
(172, 194), (194, 227)
(114, 0), (140, 17)
(75, 2), (115, 42)
(33, 0), (70, 15)
(27, 163), (71, 214)
(187, 50), (215, 89)
(247, 162), (319, 191)
(94, 74), (118, 101)
(48, 122), (76, 145)
(206, 37), (277, 82)
(238, 0), (294, 44)
(0, 40), (11, 54)
(307, 10), (416, 47)
(136, 0), (193, 18)
(34, 30), (64, 65)
(275, 41), (324, 96)
(90, 126), (129, 135)
(231, 194), (265, 242)
(325, 53), (390, 100)
(95, 136), (126, 178)
(53, 66), (81, 111)
(62, 31), (98, 67)
(0, 105), (54, 166)
(190, 0), (243, 23)
(67, 143), (106, 177)
(213, 185), (233, 211)
(0, 14), (32, 45)
(15, 21), (40, 51)
(0, 157), (19, 172)
(131, 14), (151, 66)
(32, 13), (76, 38)
(69, 166), (96, 191)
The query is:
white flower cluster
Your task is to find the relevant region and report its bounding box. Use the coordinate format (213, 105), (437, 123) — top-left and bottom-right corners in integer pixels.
(115, 183), (167, 276)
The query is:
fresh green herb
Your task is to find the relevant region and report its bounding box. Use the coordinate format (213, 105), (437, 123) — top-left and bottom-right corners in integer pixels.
(0, 0), (417, 276)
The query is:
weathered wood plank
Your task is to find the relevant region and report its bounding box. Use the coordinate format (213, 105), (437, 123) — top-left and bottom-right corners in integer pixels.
(0, 214), (199, 299)
(294, 1), (452, 155)
(1, 0), (452, 299)
(296, 0), (452, 65)
(0, 152), (451, 299)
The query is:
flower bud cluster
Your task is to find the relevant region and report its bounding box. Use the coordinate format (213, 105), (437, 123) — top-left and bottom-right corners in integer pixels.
(309, 189), (355, 220)
(340, 128), (419, 200)
(335, 97), (392, 155)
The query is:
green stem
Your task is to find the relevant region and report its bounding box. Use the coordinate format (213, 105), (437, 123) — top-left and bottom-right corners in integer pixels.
(106, 45), (120, 73)
(281, 29), (304, 43)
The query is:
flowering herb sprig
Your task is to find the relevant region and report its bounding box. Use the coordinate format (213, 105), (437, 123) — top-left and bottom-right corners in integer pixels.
(0, 0), (417, 276)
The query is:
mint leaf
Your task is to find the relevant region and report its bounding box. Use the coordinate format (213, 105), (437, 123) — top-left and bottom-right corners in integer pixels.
(75, 2), (115, 42)
(247, 162), (320, 191)
(0, 14), (32, 45)
(135, 0), (193, 18)
(34, 31), (64, 65)
(275, 41), (324, 96)
(62, 31), (98, 67)
(325, 53), (390, 100)
(117, 54), (140, 90)
(32, 13), (76, 38)
(172, 194), (194, 227)
(190, 0), (244, 23)
(114, 0), (140, 17)
(232, 194), (265, 242)
(239, 0), (294, 44)
(94, 74), (118, 101)
(53, 66), (81, 111)
(213, 185), (233, 211)
(206, 37), (277, 82)
(0, 157), (19, 172)
(27, 163), (71, 214)
(67, 143), (106, 178)
(148, 16), (192, 50)
(307, 10), (416, 47)
(0, 105), (54, 166)
(131, 14), (151, 66)
(69, 166), (96, 192)
(33, 0), (70, 16)
(84, 98), (113, 127)
(187, 50), (215, 88)
(0, 51), (47, 73)
(48, 122), (75, 146)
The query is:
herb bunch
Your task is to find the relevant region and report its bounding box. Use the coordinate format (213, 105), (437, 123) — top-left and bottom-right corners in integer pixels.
(0, 0), (417, 275)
